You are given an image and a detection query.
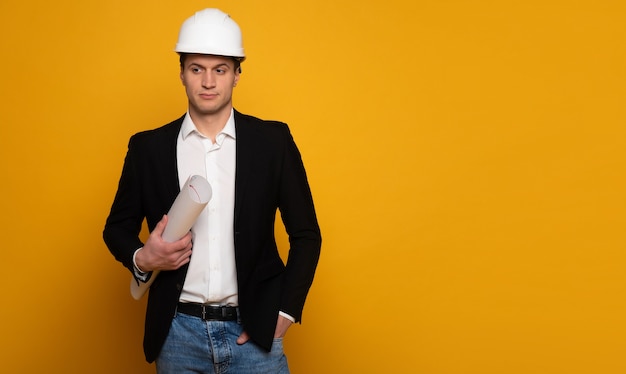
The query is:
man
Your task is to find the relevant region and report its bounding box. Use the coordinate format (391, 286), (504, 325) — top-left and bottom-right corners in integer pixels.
(103, 8), (321, 373)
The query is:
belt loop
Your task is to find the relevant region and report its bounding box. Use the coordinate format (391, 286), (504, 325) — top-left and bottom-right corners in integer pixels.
(201, 305), (206, 320)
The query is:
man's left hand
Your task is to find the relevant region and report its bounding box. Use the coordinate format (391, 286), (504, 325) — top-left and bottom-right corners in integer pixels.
(236, 315), (292, 345)
(274, 314), (293, 338)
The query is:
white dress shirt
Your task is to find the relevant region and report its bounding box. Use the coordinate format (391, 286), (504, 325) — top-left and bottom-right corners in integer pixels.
(177, 110), (238, 306)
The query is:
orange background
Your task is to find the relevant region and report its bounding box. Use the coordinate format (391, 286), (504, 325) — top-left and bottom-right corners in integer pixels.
(1, 0), (625, 373)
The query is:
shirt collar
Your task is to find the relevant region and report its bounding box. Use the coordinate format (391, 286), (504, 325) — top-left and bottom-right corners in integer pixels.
(180, 109), (237, 141)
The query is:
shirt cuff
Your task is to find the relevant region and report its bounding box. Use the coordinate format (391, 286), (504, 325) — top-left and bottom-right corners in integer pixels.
(279, 311), (295, 323)
(132, 248), (149, 282)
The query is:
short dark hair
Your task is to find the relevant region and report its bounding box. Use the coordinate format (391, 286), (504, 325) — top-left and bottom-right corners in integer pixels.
(178, 53), (242, 73)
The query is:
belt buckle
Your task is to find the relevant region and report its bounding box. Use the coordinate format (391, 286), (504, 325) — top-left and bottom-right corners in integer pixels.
(201, 305), (207, 320)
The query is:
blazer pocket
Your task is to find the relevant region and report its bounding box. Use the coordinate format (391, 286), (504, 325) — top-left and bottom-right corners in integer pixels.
(254, 258), (285, 282)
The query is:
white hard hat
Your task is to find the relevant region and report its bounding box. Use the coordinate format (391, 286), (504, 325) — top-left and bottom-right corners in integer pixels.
(175, 9), (245, 60)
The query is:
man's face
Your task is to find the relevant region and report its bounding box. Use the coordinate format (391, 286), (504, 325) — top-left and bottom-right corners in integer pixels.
(180, 54), (240, 119)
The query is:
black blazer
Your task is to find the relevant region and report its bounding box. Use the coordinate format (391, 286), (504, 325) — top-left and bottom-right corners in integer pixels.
(103, 110), (321, 363)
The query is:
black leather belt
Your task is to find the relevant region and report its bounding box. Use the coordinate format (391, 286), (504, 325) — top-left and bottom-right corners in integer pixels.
(177, 302), (239, 321)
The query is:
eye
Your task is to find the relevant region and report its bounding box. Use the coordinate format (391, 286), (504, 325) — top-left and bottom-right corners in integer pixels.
(190, 66), (203, 74)
(216, 68), (225, 74)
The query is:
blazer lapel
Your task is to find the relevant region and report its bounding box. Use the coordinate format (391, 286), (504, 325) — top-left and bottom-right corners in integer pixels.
(233, 110), (255, 224)
(159, 115), (185, 200)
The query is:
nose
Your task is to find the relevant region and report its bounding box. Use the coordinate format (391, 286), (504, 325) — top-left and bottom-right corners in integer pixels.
(202, 71), (216, 88)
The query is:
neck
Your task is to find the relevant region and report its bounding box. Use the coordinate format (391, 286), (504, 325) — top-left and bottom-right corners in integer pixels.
(188, 106), (232, 142)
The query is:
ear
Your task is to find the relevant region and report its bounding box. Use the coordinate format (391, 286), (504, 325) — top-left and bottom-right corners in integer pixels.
(233, 72), (240, 87)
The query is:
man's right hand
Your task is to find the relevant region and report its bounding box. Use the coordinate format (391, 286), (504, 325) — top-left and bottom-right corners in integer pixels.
(135, 215), (193, 272)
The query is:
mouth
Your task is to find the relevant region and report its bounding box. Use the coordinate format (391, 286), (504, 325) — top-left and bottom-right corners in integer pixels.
(199, 93), (218, 99)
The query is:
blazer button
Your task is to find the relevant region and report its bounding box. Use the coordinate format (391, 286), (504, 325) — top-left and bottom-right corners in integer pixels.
(176, 283), (182, 291)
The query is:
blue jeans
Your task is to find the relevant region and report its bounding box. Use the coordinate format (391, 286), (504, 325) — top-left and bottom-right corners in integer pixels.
(155, 311), (289, 374)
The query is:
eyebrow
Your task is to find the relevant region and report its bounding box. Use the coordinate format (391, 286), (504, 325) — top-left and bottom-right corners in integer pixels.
(188, 62), (231, 70)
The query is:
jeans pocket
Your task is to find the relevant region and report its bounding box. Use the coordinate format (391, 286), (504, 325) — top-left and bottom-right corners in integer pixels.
(271, 337), (284, 354)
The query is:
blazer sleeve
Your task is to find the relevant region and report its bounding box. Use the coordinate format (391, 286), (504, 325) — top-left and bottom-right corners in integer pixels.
(103, 135), (146, 275)
(277, 125), (322, 322)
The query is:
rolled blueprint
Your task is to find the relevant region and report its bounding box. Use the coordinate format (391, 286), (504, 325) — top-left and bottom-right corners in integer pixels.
(130, 175), (212, 300)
